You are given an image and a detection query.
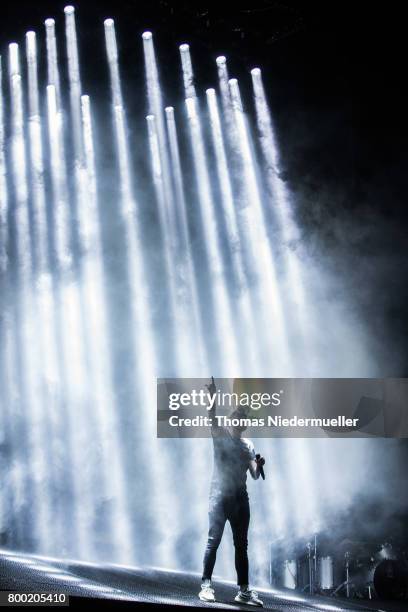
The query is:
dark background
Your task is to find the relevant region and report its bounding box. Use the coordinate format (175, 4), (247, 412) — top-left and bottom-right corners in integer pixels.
(1, 0), (407, 373)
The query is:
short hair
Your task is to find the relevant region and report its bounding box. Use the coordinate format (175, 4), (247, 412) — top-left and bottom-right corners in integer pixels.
(229, 405), (248, 420)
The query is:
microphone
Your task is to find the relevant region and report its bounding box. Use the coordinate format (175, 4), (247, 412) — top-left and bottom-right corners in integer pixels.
(255, 453), (265, 480)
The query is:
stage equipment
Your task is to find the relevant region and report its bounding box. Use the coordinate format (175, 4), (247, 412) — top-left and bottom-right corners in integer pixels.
(370, 559), (408, 600)
(318, 556), (334, 591)
(375, 542), (398, 562)
(303, 536), (318, 595)
(333, 547), (408, 601)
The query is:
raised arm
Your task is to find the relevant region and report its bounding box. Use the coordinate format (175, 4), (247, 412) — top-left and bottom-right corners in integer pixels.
(206, 376), (222, 437)
(206, 376), (217, 419)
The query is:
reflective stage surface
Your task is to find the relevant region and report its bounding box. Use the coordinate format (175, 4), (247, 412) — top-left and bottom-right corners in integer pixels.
(0, 549), (406, 611)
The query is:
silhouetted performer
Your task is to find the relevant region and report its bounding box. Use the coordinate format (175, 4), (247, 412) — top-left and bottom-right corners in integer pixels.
(198, 377), (265, 606)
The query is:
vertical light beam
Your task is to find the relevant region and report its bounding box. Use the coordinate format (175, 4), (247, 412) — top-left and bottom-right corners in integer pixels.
(64, 5), (83, 160)
(164, 106), (206, 373)
(228, 78), (291, 374)
(47, 83), (91, 558)
(206, 88), (260, 374)
(179, 44), (196, 99)
(80, 93), (134, 561)
(142, 31), (173, 209)
(104, 18), (179, 567)
(215, 56), (236, 142)
(25, 31), (61, 555)
(0, 56), (8, 272)
(9, 42), (49, 550)
(44, 18), (61, 109)
(184, 93), (241, 375)
(250, 68), (312, 365)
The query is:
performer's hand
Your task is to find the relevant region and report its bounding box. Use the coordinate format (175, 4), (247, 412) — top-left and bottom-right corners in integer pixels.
(255, 455), (265, 467)
(206, 376), (216, 397)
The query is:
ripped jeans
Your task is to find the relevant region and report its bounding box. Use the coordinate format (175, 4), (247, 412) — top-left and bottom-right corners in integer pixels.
(202, 489), (250, 586)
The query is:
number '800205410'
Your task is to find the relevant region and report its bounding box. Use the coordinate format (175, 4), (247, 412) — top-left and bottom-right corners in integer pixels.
(5, 592), (67, 605)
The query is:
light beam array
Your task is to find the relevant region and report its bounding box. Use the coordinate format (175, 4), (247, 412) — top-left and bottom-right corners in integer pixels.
(0, 4), (375, 584)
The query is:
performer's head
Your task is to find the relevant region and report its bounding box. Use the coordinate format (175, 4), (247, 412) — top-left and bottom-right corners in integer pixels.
(229, 405), (248, 434)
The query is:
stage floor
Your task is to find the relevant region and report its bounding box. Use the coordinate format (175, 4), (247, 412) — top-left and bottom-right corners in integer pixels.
(0, 549), (406, 611)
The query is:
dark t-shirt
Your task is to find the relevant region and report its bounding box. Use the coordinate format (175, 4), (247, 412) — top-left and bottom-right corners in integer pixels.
(210, 426), (255, 498)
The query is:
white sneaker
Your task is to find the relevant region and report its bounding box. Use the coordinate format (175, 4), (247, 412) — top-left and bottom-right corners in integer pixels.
(235, 588), (263, 607)
(198, 580), (215, 602)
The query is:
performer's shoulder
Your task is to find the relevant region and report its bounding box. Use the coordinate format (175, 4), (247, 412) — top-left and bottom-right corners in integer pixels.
(241, 437), (253, 448)
(241, 437), (255, 454)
